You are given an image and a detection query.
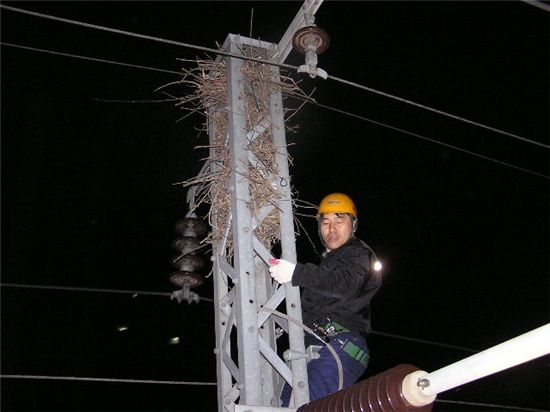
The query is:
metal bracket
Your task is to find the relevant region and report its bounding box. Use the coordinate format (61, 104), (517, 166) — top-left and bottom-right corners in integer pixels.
(170, 286), (200, 304)
(283, 345), (322, 363)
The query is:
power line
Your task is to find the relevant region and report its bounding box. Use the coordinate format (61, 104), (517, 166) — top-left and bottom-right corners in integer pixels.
(370, 330), (479, 353)
(1, 4), (547, 151)
(0, 5), (292, 71)
(0, 5), (236, 58)
(436, 398), (550, 412)
(1, 377), (546, 412)
(3, 39), (546, 180)
(4, 374), (548, 412)
(1, 41), (181, 75)
(0, 374), (217, 386)
(0, 282), (214, 302)
(2, 376), (546, 412)
(325, 72), (550, 150)
(1, 282), (476, 354)
(1, 282), (169, 297)
(299, 97), (550, 180)
(3, 376), (548, 412)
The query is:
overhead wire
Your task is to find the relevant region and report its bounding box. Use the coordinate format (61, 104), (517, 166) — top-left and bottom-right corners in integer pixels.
(294, 97), (550, 180)
(3, 282), (477, 354)
(0, 5), (293, 71)
(1, 41), (182, 75)
(370, 330), (479, 353)
(435, 398), (550, 412)
(324, 72), (550, 150)
(1, 4), (548, 151)
(2, 39), (547, 180)
(0, 374), (217, 386)
(8, 282), (550, 411)
(0, 282), (214, 302)
(2, 375), (546, 412)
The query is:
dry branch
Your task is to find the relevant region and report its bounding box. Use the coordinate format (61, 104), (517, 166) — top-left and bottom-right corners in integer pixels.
(167, 45), (313, 258)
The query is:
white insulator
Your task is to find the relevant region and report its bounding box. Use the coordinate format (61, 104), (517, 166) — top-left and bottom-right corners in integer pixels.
(419, 323), (550, 397)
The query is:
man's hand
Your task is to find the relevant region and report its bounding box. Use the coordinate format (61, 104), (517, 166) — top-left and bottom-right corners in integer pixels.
(268, 259), (296, 284)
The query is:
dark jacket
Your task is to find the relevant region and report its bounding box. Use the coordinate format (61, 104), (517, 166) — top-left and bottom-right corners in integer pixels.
(291, 238), (382, 334)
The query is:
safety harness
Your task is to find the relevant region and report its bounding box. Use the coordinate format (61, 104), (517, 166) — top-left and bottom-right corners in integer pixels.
(312, 319), (370, 367)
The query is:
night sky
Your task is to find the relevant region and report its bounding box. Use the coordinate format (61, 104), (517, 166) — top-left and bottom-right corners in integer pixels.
(1, 2), (549, 412)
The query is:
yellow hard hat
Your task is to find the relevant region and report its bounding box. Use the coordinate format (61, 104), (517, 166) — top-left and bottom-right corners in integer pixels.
(317, 193), (357, 218)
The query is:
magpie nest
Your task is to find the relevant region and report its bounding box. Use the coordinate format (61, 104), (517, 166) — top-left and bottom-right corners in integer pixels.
(166, 45), (314, 258)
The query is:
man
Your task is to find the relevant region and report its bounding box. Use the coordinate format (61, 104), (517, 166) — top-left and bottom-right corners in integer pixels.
(269, 192), (382, 405)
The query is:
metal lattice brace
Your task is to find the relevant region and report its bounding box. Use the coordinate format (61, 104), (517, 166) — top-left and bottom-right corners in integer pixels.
(211, 34), (309, 411)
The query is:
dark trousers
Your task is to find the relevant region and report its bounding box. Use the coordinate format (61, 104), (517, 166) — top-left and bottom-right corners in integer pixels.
(281, 331), (369, 407)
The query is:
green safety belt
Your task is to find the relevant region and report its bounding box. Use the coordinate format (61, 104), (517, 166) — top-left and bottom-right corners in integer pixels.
(342, 341), (370, 367)
(324, 321), (370, 367)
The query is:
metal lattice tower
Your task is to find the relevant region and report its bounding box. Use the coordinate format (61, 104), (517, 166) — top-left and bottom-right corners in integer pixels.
(210, 33), (310, 412)
(175, 3), (325, 410)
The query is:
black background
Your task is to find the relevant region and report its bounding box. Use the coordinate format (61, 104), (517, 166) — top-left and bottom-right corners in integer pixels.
(1, 2), (548, 411)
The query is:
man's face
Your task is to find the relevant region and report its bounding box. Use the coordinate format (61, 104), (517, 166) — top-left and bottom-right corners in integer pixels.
(319, 213), (354, 252)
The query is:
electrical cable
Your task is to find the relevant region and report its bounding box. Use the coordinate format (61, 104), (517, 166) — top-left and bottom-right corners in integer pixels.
(1, 282), (479, 354)
(3, 38), (546, 180)
(1, 4), (547, 151)
(3, 284), (548, 410)
(0, 5), (293, 70)
(0, 282), (214, 302)
(0, 374), (216, 386)
(293, 96), (550, 180)
(2, 282), (342, 390)
(0, 41), (182, 75)
(3, 376), (546, 412)
(324, 72), (549, 150)
(370, 330), (479, 353)
(435, 398), (550, 412)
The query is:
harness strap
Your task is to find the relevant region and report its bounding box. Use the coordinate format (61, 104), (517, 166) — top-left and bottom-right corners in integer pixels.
(342, 341), (370, 367)
(324, 320), (350, 336)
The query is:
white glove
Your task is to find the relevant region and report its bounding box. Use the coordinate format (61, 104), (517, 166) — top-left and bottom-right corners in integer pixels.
(268, 258), (296, 284)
